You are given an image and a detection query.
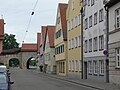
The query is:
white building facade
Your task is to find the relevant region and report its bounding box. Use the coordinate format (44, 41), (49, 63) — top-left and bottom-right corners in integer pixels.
(106, 0), (120, 85)
(83, 0), (109, 82)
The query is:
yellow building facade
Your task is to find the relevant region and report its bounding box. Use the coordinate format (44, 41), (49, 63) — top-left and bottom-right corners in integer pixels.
(66, 0), (82, 78)
(55, 3), (68, 76)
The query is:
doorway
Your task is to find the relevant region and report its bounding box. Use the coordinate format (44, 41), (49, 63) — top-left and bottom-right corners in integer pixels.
(84, 62), (87, 79)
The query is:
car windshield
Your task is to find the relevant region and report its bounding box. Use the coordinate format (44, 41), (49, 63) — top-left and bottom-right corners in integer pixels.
(0, 66), (7, 73)
(0, 74), (7, 84)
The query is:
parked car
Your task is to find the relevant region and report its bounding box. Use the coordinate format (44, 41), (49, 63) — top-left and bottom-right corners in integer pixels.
(0, 72), (14, 90)
(0, 65), (11, 80)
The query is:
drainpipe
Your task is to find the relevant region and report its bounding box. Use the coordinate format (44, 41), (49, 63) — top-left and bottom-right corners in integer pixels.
(80, 7), (84, 79)
(104, 5), (109, 83)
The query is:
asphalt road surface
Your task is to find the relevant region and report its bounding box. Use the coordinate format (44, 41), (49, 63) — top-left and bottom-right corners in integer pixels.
(10, 68), (95, 90)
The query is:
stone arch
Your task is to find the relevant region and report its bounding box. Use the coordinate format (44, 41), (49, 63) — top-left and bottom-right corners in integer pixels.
(9, 58), (20, 67)
(26, 57), (36, 69)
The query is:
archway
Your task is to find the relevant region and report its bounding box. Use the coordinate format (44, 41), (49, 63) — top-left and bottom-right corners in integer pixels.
(26, 57), (37, 69)
(9, 58), (20, 67)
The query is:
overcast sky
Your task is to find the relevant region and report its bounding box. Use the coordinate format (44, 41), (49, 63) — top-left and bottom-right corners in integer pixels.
(0, 0), (68, 46)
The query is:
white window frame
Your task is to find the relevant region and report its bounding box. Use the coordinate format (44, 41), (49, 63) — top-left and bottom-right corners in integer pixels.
(115, 8), (120, 29)
(116, 48), (120, 68)
(72, 19), (74, 29)
(89, 15), (92, 27)
(78, 13), (81, 25)
(89, 39), (92, 52)
(78, 36), (81, 47)
(99, 60), (104, 75)
(88, 61), (92, 74)
(99, 35), (104, 50)
(68, 21), (71, 31)
(93, 37), (98, 51)
(75, 37), (78, 47)
(94, 12), (97, 25)
(88, 0), (90, 6)
(85, 40), (88, 53)
(69, 61), (71, 71)
(79, 60), (82, 71)
(72, 38), (74, 49)
(75, 16), (78, 27)
(91, 0), (94, 6)
(99, 9), (104, 22)
(85, 18), (88, 30)
(72, 0), (74, 10)
(93, 61), (97, 74)
(72, 60), (74, 71)
(75, 60), (79, 71)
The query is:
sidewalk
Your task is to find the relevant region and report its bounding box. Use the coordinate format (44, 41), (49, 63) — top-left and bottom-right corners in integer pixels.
(35, 70), (120, 90)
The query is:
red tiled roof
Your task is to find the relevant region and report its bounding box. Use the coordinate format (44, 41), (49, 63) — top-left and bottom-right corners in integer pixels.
(21, 43), (37, 52)
(46, 26), (55, 48)
(37, 33), (41, 53)
(0, 19), (4, 40)
(59, 3), (68, 41)
(41, 26), (47, 51)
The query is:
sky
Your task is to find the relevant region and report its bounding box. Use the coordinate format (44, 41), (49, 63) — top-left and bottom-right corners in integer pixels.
(0, 0), (68, 46)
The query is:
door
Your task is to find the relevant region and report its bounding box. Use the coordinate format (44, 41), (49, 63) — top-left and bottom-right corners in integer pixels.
(84, 62), (87, 79)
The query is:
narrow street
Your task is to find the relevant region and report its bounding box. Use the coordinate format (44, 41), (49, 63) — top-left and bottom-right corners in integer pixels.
(10, 68), (95, 90)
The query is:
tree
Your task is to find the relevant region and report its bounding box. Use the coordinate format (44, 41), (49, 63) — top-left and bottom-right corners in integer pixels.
(3, 33), (19, 50)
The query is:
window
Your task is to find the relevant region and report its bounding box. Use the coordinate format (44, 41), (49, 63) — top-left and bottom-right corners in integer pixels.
(68, 40), (71, 49)
(91, 0), (94, 6)
(99, 60), (104, 75)
(75, 16), (78, 27)
(75, 37), (78, 47)
(73, 18), (75, 28)
(56, 29), (61, 39)
(0, 74), (7, 83)
(88, 0), (90, 6)
(99, 9), (104, 22)
(88, 61), (92, 74)
(72, 19), (74, 29)
(89, 15), (92, 27)
(72, 60), (74, 71)
(94, 12), (97, 25)
(99, 35), (104, 50)
(115, 8), (120, 29)
(116, 48), (120, 68)
(78, 13), (81, 25)
(75, 60), (79, 72)
(78, 36), (81, 47)
(93, 61), (97, 74)
(72, 38), (74, 49)
(68, 21), (71, 31)
(85, 40), (88, 53)
(79, 60), (82, 71)
(55, 45), (64, 54)
(93, 37), (98, 51)
(85, 18), (88, 30)
(69, 61), (71, 71)
(85, 0), (87, 5)
(89, 39), (92, 52)
(72, 0), (75, 10)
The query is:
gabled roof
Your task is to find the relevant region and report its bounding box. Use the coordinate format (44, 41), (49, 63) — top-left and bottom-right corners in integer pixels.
(41, 26), (47, 50)
(21, 43), (37, 52)
(37, 33), (41, 53)
(47, 26), (55, 48)
(105, 0), (120, 8)
(59, 3), (68, 41)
